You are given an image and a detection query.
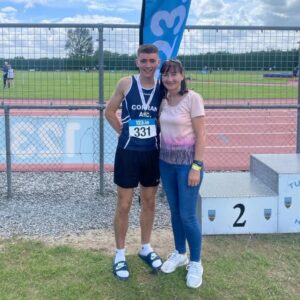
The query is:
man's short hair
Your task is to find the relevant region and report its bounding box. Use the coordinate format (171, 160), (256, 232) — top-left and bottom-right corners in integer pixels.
(137, 44), (158, 56)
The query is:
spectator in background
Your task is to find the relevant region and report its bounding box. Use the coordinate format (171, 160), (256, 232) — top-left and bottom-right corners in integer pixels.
(2, 61), (8, 88)
(293, 66), (299, 77)
(7, 64), (14, 88)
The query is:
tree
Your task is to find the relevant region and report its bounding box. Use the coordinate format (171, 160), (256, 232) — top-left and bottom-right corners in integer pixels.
(65, 28), (94, 58)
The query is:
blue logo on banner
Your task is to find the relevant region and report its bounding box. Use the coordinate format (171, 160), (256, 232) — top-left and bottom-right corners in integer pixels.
(141, 0), (191, 64)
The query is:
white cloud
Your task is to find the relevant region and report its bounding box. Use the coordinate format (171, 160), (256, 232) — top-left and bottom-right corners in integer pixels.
(260, 0), (300, 24)
(86, 2), (109, 11)
(0, 6), (18, 23)
(188, 0), (300, 26)
(1, 0), (300, 26)
(58, 14), (126, 24)
(1, 6), (17, 13)
(81, 0), (139, 13)
(8, 0), (48, 9)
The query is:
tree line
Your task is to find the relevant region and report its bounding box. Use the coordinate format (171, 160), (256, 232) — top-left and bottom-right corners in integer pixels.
(1, 28), (299, 72)
(1, 50), (298, 72)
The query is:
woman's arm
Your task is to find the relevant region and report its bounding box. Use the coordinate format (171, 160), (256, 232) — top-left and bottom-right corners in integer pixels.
(188, 116), (206, 187)
(192, 116), (206, 162)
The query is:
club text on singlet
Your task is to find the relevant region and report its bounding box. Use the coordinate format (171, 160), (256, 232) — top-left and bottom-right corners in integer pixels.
(117, 74), (161, 151)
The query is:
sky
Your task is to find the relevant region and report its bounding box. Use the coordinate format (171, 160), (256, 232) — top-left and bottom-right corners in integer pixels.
(0, 0), (300, 26)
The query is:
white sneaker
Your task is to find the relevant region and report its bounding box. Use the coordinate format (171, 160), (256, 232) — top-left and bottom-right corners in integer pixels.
(161, 250), (189, 274)
(186, 261), (203, 288)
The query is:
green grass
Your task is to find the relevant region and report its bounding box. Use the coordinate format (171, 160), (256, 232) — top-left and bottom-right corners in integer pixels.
(1, 234), (300, 300)
(0, 70), (297, 101)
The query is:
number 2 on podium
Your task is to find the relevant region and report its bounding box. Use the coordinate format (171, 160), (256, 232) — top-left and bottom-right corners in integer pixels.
(233, 203), (246, 227)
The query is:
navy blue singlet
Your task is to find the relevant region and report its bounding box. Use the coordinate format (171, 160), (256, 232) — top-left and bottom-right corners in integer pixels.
(117, 75), (161, 151)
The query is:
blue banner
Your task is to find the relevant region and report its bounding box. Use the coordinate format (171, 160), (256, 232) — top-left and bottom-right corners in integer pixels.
(140, 0), (191, 64)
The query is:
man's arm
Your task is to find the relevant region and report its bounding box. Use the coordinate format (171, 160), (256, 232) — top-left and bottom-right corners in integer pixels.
(104, 77), (131, 134)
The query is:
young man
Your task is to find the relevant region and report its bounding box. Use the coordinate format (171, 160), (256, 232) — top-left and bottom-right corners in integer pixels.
(105, 44), (162, 280)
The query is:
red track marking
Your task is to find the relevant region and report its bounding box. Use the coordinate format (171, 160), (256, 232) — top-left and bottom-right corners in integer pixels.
(205, 109), (297, 116)
(1, 99), (98, 105)
(207, 123), (296, 133)
(209, 132), (295, 146)
(1, 99), (100, 116)
(0, 110), (100, 116)
(2, 97), (298, 106)
(205, 98), (297, 105)
(205, 107), (297, 170)
(206, 116), (296, 125)
(204, 146), (295, 171)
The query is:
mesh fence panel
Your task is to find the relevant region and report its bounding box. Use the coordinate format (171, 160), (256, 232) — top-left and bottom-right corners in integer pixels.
(0, 114), (5, 169)
(0, 24), (299, 196)
(0, 106), (101, 197)
(180, 27), (300, 105)
(0, 113), (6, 196)
(205, 108), (297, 170)
(3, 25), (298, 104)
(7, 108), (100, 171)
(0, 26), (100, 105)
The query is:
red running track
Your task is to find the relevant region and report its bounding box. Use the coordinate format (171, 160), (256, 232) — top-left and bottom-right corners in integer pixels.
(205, 109), (297, 170)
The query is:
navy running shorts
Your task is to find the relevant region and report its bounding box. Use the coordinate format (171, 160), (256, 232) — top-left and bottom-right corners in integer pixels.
(114, 147), (160, 188)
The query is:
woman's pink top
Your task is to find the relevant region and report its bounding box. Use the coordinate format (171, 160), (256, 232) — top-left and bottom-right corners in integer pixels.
(159, 90), (205, 165)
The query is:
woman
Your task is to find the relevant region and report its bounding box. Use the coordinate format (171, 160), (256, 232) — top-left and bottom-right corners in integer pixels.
(159, 59), (206, 288)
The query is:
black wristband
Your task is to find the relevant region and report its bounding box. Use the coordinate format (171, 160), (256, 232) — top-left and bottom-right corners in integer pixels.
(193, 160), (204, 167)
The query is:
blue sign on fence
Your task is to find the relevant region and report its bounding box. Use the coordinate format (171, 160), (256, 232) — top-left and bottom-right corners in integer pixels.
(0, 116), (117, 166)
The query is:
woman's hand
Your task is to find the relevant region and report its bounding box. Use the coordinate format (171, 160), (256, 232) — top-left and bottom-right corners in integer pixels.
(188, 169), (201, 187)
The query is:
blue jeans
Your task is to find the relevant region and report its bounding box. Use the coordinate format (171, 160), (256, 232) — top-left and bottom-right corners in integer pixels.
(160, 160), (204, 262)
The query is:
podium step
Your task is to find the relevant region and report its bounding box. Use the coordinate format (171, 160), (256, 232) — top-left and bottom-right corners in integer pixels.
(250, 153), (300, 193)
(199, 154), (300, 234)
(201, 172), (276, 198)
(199, 172), (278, 235)
(250, 153), (300, 233)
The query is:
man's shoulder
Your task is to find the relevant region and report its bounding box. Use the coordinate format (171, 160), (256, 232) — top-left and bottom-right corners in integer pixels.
(120, 75), (133, 82)
(118, 75), (132, 90)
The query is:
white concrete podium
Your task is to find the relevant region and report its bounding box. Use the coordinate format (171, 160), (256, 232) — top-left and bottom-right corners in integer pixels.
(199, 153), (300, 235)
(251, 154), (300, 233)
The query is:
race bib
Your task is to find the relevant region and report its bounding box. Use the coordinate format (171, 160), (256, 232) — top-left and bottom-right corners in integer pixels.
(129, 119), (156, 139)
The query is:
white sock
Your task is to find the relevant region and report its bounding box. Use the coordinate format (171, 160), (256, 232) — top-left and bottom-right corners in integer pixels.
(114, 248), (129, 278)
(114, 248), (126, 264)
(139, 243), (153, 256)
(140, 244), (162, 269)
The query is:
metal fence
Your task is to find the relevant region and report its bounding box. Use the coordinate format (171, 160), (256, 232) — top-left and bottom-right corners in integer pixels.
(0, 24), (300, 197)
